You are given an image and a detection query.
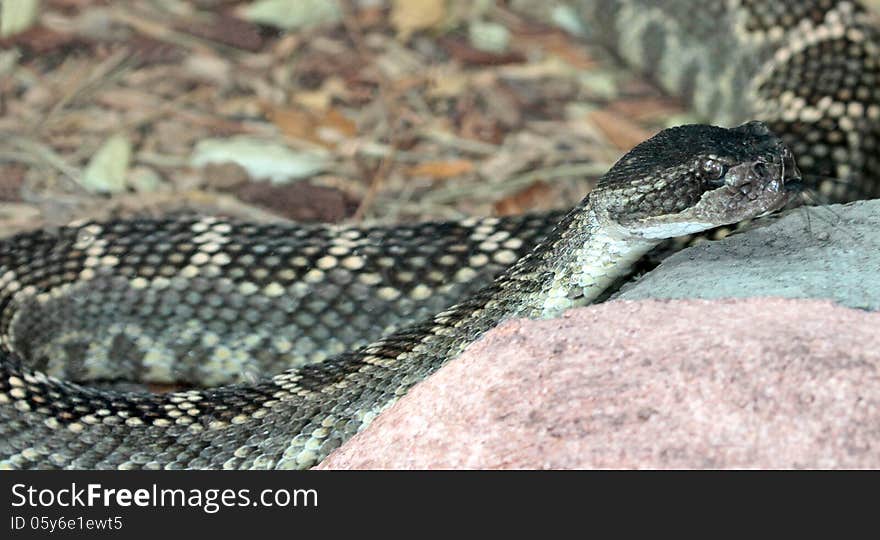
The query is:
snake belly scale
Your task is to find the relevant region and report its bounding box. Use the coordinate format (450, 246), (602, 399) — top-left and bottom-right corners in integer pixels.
(1, 0), (878, 469)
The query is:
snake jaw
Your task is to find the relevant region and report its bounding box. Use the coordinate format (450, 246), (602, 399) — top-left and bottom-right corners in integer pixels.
(687, 158), (797, 227)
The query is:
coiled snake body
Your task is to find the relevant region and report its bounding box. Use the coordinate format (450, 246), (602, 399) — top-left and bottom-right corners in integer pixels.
(0, 1), (877, 469)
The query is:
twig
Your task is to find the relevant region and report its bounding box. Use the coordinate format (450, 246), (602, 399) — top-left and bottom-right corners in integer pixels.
(5, 137), (82, 184)
(421, 161), (609, 204)
(36, 48), (135, 136)
(340, 0), (403, 221)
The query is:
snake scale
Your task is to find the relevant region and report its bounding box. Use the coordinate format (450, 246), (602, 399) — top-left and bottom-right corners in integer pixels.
(0, 0), (878, 469)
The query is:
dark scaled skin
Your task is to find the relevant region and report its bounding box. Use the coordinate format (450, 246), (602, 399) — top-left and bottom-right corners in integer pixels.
(598, 122), (800, 226)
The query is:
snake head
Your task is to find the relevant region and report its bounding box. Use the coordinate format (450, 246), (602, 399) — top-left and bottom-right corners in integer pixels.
(593, 121), (800, 239)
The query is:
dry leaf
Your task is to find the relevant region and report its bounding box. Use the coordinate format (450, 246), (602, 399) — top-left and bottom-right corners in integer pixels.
(609, 97), (684, 123)
(428, 69), (469, 98)
(1, 0), (39, 37)
(237, 181), (356, 222)
(468, 21), (510, 54)
(80, 133), (132, 194)
(588, 109), (656, 152)
(176, 15), (264, 52)
(407, 159), (475, 179)
(240, 0), (341, 31)
(493, 182), (557, 215)
(517, 31), (595, 70)
(268, 106), (357, 147)
(391, 0), (446, 39)
(320, 109), (357, 138)
(191, 136), (327, 184)
(268, 107), (315, 141)
(496, 56), (576, 80)
(0, 25), (82, 54)
(440, 36), (525, 66)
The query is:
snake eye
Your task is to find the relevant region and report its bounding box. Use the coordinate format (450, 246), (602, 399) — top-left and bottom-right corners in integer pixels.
(698, 158), (725, 184)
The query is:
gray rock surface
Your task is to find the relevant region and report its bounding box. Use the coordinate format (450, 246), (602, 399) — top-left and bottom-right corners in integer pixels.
(616, 200), (880, 310)
(318, 299), (880, 469)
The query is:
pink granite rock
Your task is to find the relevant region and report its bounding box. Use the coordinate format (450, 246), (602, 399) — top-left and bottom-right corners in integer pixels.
(317, 298), (880, 469)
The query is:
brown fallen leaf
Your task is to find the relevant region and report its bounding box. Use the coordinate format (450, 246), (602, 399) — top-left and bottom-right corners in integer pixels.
(609, 97), (684, 123)
(493, 181), (558, 216)
(267, 106), (357, 147)
(588, 108), (656, 152)
(0, 25), (85, 54)
(237, 181), (357, 223)
(515, 31), (595, 70)
(175, 14), (264, 52)
(200, 162), (251, 192)
(127, 34), (185, 66)
(267, 107), (316, 141)
(320, 108), (358, 137)
(407, 159), (475, 179)
(440, 35), (526, 66)
(390, 0), (446, 39)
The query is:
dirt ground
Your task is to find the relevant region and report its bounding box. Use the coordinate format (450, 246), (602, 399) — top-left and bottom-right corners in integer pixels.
(0, 0), (699, 237)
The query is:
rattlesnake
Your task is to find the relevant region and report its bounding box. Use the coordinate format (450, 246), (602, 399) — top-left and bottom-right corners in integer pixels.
(0, 0), (877, 469)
